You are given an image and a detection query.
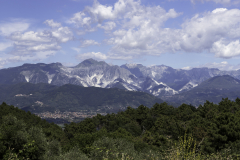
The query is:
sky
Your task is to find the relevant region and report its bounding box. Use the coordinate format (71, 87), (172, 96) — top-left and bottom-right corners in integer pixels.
(1, 0), (240, 71)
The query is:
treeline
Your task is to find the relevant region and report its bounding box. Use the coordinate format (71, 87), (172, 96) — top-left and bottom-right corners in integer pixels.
(1, 98), (240, 159)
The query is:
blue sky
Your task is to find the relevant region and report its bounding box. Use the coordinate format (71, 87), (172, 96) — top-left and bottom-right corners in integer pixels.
(1, 0), (240, 70)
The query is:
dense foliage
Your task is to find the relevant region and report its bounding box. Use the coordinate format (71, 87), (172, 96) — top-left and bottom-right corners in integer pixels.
(1, 97), (240, 159)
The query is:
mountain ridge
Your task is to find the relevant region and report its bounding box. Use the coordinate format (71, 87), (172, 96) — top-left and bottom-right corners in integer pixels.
(162, 75), (240, 106)
(1, 58), (240, 98)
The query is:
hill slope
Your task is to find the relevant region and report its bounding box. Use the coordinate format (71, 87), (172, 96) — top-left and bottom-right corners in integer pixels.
(162, 75), (240, 106)
(0, 82), (164, 114)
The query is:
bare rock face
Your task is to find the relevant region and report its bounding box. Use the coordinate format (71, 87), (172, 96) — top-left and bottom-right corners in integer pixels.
(1, 58), (240, 97)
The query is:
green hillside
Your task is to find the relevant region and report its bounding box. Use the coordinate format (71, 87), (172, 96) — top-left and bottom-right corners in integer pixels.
(0, 82), (163, 114)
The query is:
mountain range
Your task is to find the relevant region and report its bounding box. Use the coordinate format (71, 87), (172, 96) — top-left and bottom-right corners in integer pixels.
(162, 75), (240, 107)
(1, 58), (240, 98)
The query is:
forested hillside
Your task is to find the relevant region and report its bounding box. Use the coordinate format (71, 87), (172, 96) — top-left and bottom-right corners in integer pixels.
(0, 82), (163, 114)
(1, 98), (240, 159)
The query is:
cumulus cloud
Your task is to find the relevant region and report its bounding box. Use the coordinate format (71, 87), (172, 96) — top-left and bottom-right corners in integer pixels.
(68, 0), (180, 34)
(98, 21), (116, 31)
(7, 25), (73, 56)
(210, 39), (240, 58)
(68, 12), (92, 27)
(80, 39), (100, 47)
(8, 31), (58, 56)
(68, 0), (182, 59)
(104, 1), (181, 57)
(68, 0), (240, 60)
(44, 19), (62, 28)
(51, 27), (73, 42)
(178, 8), (240, 53)
(76, 52), (108, 60)
(0, 19), (74, 68)
(9, 31), (52, 43)
(106, 7), (240, 59)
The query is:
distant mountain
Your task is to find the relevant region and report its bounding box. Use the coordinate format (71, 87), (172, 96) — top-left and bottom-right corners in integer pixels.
(121, 64), (240, 92)
(162, 75), (240, 107)
(1, 58), (240, 97)
(0, 82), (163, 114)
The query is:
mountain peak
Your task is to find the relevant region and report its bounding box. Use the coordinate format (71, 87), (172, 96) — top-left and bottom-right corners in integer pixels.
(199, 75), (240, 88)
(74, 58), (109, 68)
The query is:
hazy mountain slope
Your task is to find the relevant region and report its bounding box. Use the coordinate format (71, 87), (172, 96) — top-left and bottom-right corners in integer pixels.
(162, 75), (240, 106)
(0, 82), (163, 113)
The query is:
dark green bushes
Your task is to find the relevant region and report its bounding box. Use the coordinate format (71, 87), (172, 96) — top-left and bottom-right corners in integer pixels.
(2, 98), (240, 159)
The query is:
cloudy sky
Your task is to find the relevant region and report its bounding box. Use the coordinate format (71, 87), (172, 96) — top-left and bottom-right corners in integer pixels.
(1, 0), (240, 70)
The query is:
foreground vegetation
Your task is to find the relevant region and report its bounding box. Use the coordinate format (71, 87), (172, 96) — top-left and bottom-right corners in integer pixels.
(1, 97), (240, 159)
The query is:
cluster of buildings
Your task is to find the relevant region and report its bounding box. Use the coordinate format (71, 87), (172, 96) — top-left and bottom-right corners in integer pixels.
(35, 110), (107, 121)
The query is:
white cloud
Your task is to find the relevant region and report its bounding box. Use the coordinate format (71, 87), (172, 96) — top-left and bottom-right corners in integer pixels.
(0, 49), (57, 69)
(210, 39), (240, 58)
(212, 8), (228, 13)
(76, 52), (108, 60)
(51, 27), (73, 42)
(0, 17), (75, 68)
(181, 61), (240, 71)
(68, 0), (174, 35)
(85, 0), (117, 22)
(27, 43), (61, 51)
(44, 19), (62, 28)
(0, 42), (12, 51)
(72, 47), (81, 53)
(80, 39), (100, 47)
(9, 31), (52, 43)
(67, 0), (182, 57)
(98, 21), (116, 31)
(172, 8), (240, 58)
(0, 20), (29, 36)
(198, 61), (240, 71)
(103, 1), (181, 59)
(0, 19), (73, 68)
(33, 50), (57, 61)
(178, 8), (240, 52)
(7, 26), (73, 56)
(68, 12), (92, 27)
(69, 1), (240, 60)
(181, 66), (192, 70)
